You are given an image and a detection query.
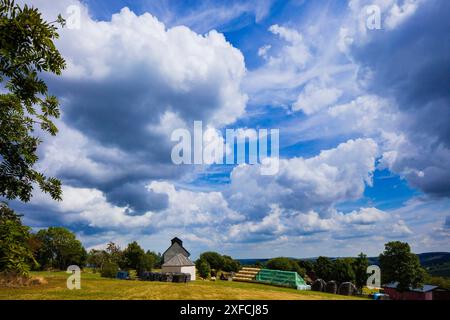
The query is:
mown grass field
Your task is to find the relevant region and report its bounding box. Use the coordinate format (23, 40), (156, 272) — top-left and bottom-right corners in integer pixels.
(0, 271), (366, 300)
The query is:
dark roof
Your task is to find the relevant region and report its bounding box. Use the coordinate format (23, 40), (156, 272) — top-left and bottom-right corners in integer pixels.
(162, 237), (190, 258)
(384, 282), (439, 293)
(162, 253), (195, 267)
(171, 237), (183, 246)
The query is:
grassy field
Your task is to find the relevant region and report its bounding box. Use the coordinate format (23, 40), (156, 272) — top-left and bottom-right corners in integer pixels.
(0, 271), (366, 300)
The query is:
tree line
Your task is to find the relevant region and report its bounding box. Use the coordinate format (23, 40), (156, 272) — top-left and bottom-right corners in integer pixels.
(257, 254), (370, 290)
(87, 241), (162, 278)
(1, 202), (85, 275)
(0, 202), (163, 278)
(259, 241), (427, 292)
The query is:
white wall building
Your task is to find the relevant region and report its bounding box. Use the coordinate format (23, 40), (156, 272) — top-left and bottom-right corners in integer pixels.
(161, 253), (196, 281)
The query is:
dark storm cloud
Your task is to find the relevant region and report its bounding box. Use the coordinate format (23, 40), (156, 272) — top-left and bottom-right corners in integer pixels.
(50, 73), (221, 160)
(351, 0), (450, 196)
(106, 182), (168, 214)
(10, 201), (81, 231)
(43, 70), (225, 211)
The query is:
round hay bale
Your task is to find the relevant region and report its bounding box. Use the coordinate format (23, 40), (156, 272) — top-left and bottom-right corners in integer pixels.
(311, 279), (327, 292)
(173, 273), (189, 283)
(338, 282), (357, 295)
(140, 271), (150, 281)
(171, 273), (181, 283)
(325, 280), (337, 294)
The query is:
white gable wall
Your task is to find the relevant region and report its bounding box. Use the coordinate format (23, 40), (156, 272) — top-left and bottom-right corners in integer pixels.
(161, 266), (196, 281)
(181, 266), (196, 281)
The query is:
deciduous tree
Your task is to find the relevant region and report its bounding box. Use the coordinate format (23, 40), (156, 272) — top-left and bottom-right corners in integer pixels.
(86, 249), (108, 272)
(331, 258), (356, 284)
(0, 0), (65, 202)
(122, 241), (145, 270)
(353, 252), (369, 290)
(34, 227), (86, 270)
(196, 258), (211, 279)
(379, 241), (426, 291)
(222, 255), (240, 273)
(0, 202), (36, 275)
(314, 256), (334, 281)
(199, 251), (224, 271)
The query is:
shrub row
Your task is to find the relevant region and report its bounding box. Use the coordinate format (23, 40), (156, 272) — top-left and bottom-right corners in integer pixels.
(140, 272), (191, 283)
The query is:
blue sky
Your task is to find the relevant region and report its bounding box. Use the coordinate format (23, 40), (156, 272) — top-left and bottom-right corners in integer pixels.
(9, 0), (450, 258)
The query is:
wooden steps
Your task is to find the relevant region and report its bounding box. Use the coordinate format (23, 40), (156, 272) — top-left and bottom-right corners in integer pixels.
(232, 267), (261, 283)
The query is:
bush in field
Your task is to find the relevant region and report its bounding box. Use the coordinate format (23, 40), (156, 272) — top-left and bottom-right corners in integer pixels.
(196, 259), (211, 279)
(100, 261), (119, 278)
